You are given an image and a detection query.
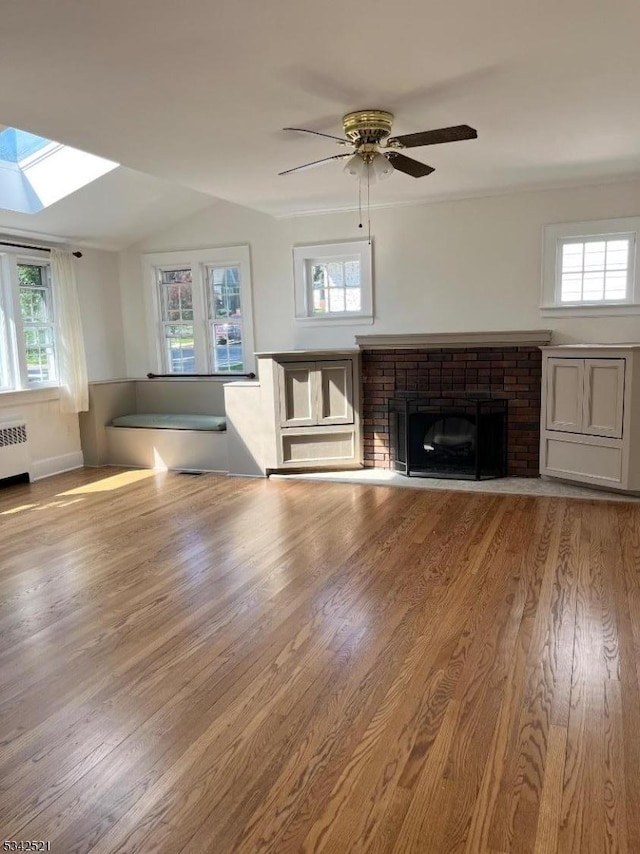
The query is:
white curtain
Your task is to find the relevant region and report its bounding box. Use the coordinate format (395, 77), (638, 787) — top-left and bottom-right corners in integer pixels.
(51, 249), (89, 413)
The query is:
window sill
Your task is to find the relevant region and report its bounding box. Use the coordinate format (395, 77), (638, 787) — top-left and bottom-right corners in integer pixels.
(295, 314), (374, 326)
(0, 386), (61, 406)
(540, 303), (640, 318)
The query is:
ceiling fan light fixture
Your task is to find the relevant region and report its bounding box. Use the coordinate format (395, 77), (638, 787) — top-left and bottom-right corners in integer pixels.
(371, 152), (394, 181)
(344, 154), (366, 179)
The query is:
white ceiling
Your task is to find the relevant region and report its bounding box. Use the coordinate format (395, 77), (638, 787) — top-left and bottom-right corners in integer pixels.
(1, 0), (640, 238)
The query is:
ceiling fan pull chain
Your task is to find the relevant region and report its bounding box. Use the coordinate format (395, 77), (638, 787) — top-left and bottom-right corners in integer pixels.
(358, 173), (363, 230)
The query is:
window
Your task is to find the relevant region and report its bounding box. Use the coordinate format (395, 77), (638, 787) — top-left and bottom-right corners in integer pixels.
(293, 240), (373, 323)
(558, 236), (632, 303)
(144, 246), (254, 375)
(157, 268), (194, 374)
(206, 265), (245, 372)
(0, 251), (58, 390)
(542, 218), (640, 315)
(18, 264), (57, 384)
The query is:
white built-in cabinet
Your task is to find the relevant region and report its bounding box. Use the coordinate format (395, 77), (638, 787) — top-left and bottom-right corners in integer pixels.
(540, 345), (640, 492)
(278, 361), (354, 427)
(259, 350), (362, 472)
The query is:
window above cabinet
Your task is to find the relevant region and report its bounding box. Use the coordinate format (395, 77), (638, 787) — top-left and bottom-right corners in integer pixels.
(293, 240), (373, 325)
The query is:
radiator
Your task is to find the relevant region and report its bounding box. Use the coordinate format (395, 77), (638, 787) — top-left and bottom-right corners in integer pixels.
(0, 421), (31, 481)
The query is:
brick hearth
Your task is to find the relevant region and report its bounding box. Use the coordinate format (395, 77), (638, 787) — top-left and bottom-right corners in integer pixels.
(361, 346), (543, 477)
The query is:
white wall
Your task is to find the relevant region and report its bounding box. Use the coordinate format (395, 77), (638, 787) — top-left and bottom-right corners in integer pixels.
(0, 245), (125, 479)
(119, 179), (640, 377)
(77, 248), (127, 381)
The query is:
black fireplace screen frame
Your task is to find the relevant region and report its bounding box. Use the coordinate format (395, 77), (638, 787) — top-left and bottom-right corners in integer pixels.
(388, 393), (508, 481)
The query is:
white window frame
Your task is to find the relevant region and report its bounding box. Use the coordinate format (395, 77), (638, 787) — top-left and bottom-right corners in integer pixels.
(541, 217), (640, 316)
(0, 248), (58, 391)
(293, 239), (373, 324)
(143, 245), (255, 375)
(155, 264), (197, 375)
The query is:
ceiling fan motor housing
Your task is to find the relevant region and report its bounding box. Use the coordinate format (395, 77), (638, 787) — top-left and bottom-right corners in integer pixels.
(342, 110), (394, 145)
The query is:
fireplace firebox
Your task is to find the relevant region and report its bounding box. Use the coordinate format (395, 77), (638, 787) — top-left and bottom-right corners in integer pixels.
(388, 393), (508, 480)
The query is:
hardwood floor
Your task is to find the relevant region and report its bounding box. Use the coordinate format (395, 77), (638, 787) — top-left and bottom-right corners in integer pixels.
(1, 467), (639, 853)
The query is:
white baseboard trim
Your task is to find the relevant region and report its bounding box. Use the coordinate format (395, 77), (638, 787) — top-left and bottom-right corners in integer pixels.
(31, 451), (85, 481)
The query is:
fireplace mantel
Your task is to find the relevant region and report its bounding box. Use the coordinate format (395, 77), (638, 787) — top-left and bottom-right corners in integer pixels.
(355, 330), (552, 349)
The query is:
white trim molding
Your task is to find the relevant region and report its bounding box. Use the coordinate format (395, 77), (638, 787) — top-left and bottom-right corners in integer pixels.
(355, 330), (553, 349)
(31, 450), (84, 480)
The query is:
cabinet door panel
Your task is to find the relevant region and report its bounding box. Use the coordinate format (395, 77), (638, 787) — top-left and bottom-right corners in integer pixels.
(582, 359), (625, 438)
(317, 361), (353, 425)
(546, 358), (583, 433)
(281, 430), (355, 464)
(278, 362), (316, 427)
(545, 437), (622, 484)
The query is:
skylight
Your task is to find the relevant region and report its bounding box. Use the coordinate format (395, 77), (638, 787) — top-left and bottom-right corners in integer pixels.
(0, 127), (119, 214)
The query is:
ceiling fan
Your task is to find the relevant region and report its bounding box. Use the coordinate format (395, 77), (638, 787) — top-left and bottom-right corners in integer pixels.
(279, 109), (477, 180)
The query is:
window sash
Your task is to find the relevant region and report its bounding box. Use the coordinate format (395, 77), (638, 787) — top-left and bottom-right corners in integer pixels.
(306, 256), (362, 317)
(206, 265), (245, 373)
(18, 263), (57, 386)
(0, 257), (58, 390)
(556, 234), (634, 305)
(161, 321), (195, 374)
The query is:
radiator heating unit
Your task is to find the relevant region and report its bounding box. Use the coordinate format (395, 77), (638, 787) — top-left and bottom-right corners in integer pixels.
(0, 421), (32, 482)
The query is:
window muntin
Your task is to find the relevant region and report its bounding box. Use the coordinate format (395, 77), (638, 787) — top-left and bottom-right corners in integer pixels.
(18, 263), (57, 384)
(157, 268), (195, 374)
(207, 265), (245, 373)
(558, 235), (633, 304)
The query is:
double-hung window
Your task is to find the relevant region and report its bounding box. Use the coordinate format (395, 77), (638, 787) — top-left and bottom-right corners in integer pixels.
(542, 218), (640, 315)
(144, 246), (254, 375)
(0, 251), (58, 390)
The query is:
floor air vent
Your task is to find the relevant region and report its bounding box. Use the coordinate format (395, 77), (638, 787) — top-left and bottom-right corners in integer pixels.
(0, 421), (32, 482)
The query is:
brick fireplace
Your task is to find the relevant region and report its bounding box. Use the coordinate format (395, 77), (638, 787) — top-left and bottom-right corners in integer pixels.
(357, 331), (552, 478)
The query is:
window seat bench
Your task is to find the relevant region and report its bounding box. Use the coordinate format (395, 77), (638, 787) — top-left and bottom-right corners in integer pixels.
(81, 380), (230, 473)
(110, 413), (227, 432)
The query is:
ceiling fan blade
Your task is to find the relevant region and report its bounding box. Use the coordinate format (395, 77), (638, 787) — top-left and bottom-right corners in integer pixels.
(278, 153), (351, 176)
(388, 124), (477, 149)
(386, 152), (435, 178)
(283, 127), (352, 146)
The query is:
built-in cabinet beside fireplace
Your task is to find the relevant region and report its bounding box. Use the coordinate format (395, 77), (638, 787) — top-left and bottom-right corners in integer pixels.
(256, 349), (362, 472)
(540, 344), (640, 492)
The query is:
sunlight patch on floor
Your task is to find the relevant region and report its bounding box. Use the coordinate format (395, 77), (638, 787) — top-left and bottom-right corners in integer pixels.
(58, 469), (158, 495)
(0, 503), (38, 516)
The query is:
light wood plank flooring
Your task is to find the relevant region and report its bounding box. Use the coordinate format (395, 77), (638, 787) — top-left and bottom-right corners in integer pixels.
(1, 467), (639, 853)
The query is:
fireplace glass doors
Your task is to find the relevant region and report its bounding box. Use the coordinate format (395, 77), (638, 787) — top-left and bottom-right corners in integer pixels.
(388, 393), (507, 480)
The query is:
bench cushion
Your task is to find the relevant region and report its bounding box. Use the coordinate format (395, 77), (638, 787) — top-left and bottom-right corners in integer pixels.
(111, 413), (227, 431)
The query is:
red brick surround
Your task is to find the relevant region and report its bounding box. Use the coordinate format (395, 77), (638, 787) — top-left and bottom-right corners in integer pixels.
(361, 346), (542, 477)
